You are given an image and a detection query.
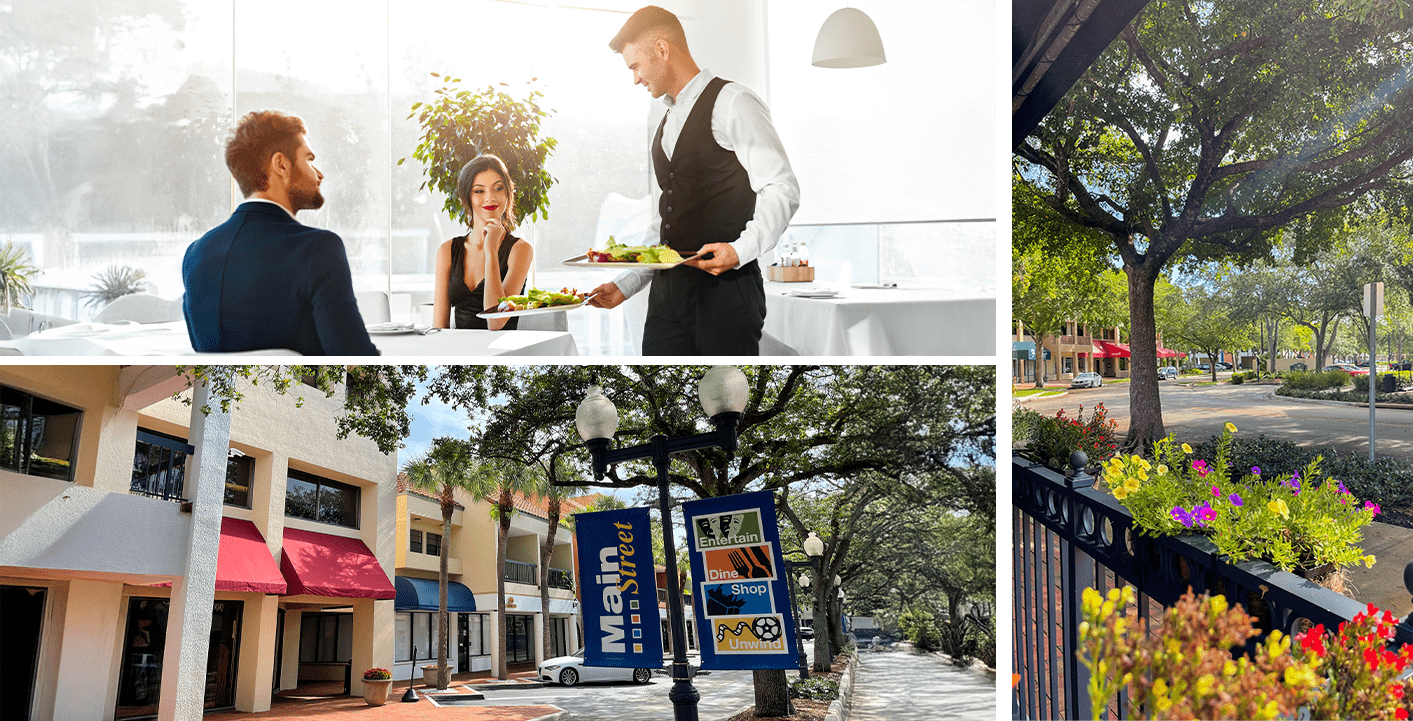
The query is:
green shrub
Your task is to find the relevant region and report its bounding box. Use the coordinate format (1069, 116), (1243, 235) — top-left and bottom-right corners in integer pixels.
(1031, 404), (1119, 466)
(789, 677), (840, 701)
(1012, 406), (1042, 448)
(1283, 370), (1350, 391)
(1231, 375), (1244, 385)
(1191, 435), (1413, 511)
(899, 607), (941, 651)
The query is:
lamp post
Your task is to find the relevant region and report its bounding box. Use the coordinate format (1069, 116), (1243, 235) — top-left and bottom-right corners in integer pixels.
(576, 365), (750, 721)
(783, 530), (825, 679)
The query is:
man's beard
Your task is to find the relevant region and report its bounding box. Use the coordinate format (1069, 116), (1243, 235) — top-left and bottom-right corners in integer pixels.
(291, 186), (324, 212)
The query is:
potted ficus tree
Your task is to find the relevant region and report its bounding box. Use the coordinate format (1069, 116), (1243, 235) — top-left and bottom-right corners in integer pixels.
(401, 73), (558, 228)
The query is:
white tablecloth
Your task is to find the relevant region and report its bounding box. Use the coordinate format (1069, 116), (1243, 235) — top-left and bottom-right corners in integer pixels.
(762, 282), (995, 356)
(0, 321), (579, 357)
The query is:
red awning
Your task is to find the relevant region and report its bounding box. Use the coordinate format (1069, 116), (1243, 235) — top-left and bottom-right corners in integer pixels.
(1156, 346), (1186, 358)
(280, 527), (396, 599)
(152, 517), (287, 594)
(1093, 341), (1131, 358)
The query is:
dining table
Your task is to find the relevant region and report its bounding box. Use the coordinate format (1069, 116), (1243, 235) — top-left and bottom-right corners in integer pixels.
(0, 320), (580, 357)
(761, 281), (995, 356)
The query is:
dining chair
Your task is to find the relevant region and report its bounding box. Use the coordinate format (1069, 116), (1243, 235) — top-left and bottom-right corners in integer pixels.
(0, 347), (22, 356)
(0, 319), (11, 341)
(93, 293), (184, 324)
(354, 291), (391, 325)
(760, 331), (800, 356)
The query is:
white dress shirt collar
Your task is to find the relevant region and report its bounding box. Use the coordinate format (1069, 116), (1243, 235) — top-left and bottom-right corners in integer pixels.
(663, 69), (715, 110)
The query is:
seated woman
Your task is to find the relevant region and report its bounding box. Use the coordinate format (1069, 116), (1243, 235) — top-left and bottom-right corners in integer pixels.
(433, 154), (534, 330)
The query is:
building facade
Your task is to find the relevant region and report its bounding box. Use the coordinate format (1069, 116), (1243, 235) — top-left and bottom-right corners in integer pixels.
(0, 367), (397, 720)
(1012, 321), (1184, 383)
(392, 486), (586, 681)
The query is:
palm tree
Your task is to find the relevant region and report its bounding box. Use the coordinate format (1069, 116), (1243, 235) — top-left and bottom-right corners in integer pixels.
(463, 455), (536, 680)
(529, 457), (585, 663)
(400, 437), (475, 690)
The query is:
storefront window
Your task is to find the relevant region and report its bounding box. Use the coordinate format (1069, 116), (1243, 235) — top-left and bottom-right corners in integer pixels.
(298, 612), (352, 664)
(116, 598), (241, 719)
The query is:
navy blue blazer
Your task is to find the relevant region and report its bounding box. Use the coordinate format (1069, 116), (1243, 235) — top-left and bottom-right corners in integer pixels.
(183, 201), (379, 355)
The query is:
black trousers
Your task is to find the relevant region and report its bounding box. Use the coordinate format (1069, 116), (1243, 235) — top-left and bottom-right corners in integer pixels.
(642, 261), (765, 355)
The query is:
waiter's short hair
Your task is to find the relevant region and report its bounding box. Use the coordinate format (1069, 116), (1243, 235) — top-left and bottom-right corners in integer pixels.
(609, 5), (688, 53)
(226, 110), (307, 197)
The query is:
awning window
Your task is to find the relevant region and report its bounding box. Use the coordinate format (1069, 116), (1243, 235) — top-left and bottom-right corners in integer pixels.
(395, 576), (477, 613)
(280, 527), (395, 599)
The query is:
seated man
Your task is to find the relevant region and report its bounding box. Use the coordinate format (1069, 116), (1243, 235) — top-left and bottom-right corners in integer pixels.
(183, 110), (378, 355)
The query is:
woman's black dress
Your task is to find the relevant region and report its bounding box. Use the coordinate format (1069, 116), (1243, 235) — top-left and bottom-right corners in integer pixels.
(447, 233), (523, 330)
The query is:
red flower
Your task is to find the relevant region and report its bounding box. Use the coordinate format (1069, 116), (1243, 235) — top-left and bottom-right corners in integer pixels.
(1397, 708), (1408, 721)
(1365, 646), (1380, 671)
(1392, 684), (1406, 701)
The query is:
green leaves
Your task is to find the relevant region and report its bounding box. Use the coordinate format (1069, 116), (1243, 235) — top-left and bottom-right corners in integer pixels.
(398, 74), (558, 227)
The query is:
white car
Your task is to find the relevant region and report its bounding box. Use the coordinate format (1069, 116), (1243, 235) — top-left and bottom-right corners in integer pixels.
(538, 649), (654, 687)
(1070, 372), (1103, 388)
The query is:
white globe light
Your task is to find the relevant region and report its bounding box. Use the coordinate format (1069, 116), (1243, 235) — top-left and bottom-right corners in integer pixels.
(803, 531), (825, 558)
(698, 365), (749, 417)
(575, 385), (618, 441)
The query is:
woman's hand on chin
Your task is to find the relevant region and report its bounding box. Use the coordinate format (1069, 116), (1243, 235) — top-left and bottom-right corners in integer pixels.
(482, 218), (506, 254)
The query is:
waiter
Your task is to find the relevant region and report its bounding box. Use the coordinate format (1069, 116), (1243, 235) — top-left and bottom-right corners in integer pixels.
(588, 5), (800, 355)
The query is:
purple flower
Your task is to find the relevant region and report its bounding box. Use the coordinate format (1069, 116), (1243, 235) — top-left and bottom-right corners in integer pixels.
(1283, 477), (1301, 494)
(1292, 470), (1300, 481)
(1229, 492), (1244, 507)
(1252, 466), (1261, 476)
(1366, 501), (1382, 516)
(1171, 506), (1195, 528)
(1339, 481), (1349, 495)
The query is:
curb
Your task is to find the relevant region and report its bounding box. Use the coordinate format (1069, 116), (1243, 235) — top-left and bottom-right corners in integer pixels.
(1263, 389), (1413, 411)
(824, 652), (860, 721)
(524, 709), (569, 721)
(1014, 391), (1068, 403)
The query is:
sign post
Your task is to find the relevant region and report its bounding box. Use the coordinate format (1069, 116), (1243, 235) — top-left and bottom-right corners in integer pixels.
(574, 506), (663, 670)
(683, 490), (799, 671)
(1365, 281), (1384, 461)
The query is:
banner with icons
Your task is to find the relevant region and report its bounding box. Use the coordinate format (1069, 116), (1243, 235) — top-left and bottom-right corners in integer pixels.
(574, 506), (663, 668)
(683, 490), (799, 670)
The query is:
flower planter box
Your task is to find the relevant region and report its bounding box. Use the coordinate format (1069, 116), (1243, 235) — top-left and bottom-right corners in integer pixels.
(362, 678), (393, 706)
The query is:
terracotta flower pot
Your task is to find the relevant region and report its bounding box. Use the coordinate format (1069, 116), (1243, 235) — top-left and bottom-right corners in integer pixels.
(362, 678), (393, 706)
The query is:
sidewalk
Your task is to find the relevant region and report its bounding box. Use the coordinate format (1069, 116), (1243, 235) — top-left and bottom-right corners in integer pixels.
(1346, 520), (1413, 615)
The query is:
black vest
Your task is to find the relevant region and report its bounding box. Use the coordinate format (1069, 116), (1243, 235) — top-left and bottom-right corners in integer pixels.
(652, 77), (757, 254)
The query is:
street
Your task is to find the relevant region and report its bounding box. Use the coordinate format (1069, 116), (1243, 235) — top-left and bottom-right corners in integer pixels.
(1025, 382), (1413, 461)
(460, 664), (757, 721)
(849, 645), (996, 721)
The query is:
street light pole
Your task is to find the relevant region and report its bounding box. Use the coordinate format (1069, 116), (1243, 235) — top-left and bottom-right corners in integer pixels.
(577, 367), (751, 721)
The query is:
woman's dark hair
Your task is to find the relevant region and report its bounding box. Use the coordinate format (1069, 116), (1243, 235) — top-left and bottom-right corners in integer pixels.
(455, 154), (517, 229)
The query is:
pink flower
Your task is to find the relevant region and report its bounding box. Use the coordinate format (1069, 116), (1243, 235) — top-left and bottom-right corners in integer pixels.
(1366, 501), (1382, 516)
(1192, 459), (1211, 478)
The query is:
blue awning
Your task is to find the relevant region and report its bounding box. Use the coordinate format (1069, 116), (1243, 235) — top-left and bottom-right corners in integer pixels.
(394, 576), (477, 613)
(1013, 341), (1036, 360)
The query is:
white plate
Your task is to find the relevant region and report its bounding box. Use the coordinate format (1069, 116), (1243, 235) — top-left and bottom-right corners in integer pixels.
(478, 299), (590, 320)
(365, 323), (418, 335)
(785, 289), (840, 299)
(561, 251), (701, 270)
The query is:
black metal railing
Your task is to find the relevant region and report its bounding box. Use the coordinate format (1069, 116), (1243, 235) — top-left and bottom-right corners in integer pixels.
(130, 430), (194, 503)
(548, 568), (574, 590)
(504, 559), (537, 585)
(1012, 453), (1386, 720)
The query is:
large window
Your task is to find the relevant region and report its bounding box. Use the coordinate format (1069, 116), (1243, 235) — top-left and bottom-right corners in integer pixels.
(394, 612), (440, 663)
(409, 529), (422, 554)
(285, 469), (359, 528)
(132, 429), (192, 502)
(0, 385), (81, 482)
(224, 454), (254, 508)
(425, 532), (441, 557)
(299, 612), (352, 664)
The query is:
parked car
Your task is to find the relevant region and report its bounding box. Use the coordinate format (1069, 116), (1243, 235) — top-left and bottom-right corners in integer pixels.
(538, 649), (654, 687)
(1215, 362), (1233, 371)
(1323, 364), (1368, 376)
(1070, 372), (1103, 388)
(1195, 363), (1211, 371)
(1392, 361), (1413, 371)
(799, 626), (815, 640)
(1157, 366), (1178, 380)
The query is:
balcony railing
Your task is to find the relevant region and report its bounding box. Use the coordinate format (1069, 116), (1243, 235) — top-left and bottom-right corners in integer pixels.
(504, 559), (537, 585)
(548, 568), (574, 590)
(1012, 454), (1389, 720)
(1059, 335), (1075, 345)
(130, 430), (193, 503)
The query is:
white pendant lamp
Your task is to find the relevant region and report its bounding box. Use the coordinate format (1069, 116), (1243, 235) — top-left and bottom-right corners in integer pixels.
(812, 7), (886, 68)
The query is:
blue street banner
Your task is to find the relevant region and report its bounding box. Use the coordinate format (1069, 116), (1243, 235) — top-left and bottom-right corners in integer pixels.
(574, 506), (663, 668)
(683, 490), (798, 670)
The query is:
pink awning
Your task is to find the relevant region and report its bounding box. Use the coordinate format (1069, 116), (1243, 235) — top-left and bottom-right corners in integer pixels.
(152, 517), (287, 594)
(280, 527), (395, 599)
(1093, 341), (1131, 358)
(1156, 346), (1186, 358)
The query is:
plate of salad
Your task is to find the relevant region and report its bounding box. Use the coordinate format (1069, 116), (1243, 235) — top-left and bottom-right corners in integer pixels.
(562, 236), (700, 269)
(477, 288), (593, 319)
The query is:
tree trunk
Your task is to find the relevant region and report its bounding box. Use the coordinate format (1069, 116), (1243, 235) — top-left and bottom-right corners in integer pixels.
(812, 575), (831, 673)
(539, 500), (560, 665)
(829, 594), (844, 656)
(1124, 264), (1165, 450)
(438, 509), (452, 689)
(497, 503), (511, 680)
(752, 669), (793, 717)
(1033, 333), (1049, 389)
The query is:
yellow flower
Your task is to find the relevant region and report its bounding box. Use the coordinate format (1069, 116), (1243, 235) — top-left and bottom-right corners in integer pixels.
(1364, 555), (1377, 568)
(1157, 464), (1169, 476)
(1123, 478), (1141, 494)
(1078, 621), (1090, 640)
(1285, 665), (1319, 687)
(1225, 422), (1238, 433)
(1136, 457), (1151, 470)
(1267, 499), (1290, 519)
(1081, 587), (1102, 615)
(1195, 674), (1215, 695)
(1181, 443), (1193, 454)
(1136, 468), (1149, 481)
(1153, 678), (1169, 696)
(1210, 595), (1228, 614)
(1113, 486), (1130, 500)
(1223, 660), (1237, 677)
